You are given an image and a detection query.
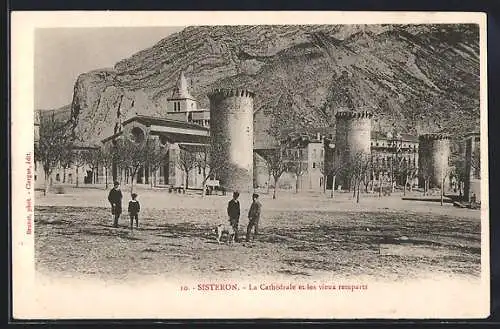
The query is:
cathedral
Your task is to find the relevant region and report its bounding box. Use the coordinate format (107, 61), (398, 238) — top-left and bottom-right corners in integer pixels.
(35, 71), (429, 194)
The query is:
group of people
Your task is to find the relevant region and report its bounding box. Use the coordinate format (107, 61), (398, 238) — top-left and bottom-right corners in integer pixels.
(107, 181), (263, 242)
(107, 181), (140, 230)
(227, 191), (262, 242)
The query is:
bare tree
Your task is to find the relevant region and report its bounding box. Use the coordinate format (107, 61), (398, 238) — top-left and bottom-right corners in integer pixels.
(81, 148), (101, 184)
(419, 156), (432, 196)
(36, 116), (73, 195)
(318, 160), (327, 194)
(350, 152), (371, 203)
(439, 151), (451, 206)
(370, 158), (385, 198)
(71, 149), (89, 188)
(145, 138), (168, 188)
(399, 159), (418, 196)
(262, 147), (288, 199)
(288, 149), (307, 194)
(197, 142), (231, 197)
(114, 137), (149, 194)
(363, 156), (374, 193)
(322, 159), (347, 199)
(176, 148), (197, 190)
(59, 147), (73, 184)
(99, 144), (114, 189)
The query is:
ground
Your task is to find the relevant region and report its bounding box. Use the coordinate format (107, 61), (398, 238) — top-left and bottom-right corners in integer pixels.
(34, 185), (481, 282)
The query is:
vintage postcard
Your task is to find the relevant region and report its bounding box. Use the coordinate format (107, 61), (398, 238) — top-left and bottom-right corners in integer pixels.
(11, 11), (489, 319)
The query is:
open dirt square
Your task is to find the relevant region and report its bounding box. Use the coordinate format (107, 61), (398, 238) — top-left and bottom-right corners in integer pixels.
(34, 186), (481, 282)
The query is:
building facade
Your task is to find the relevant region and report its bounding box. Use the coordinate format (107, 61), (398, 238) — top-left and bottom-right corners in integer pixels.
(101, 115), (210, 190)
(463, 132), (480, 202)
(33, 109), (98, 191)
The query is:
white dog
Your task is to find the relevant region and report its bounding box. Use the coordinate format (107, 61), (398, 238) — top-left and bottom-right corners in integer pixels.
(213, 223), (235, 244)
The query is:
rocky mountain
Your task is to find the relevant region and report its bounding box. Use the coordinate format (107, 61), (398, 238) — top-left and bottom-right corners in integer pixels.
(63, 24), (479, 145)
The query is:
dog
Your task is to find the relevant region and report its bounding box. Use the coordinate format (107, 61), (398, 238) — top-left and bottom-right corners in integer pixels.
(213, 223), (236, 244)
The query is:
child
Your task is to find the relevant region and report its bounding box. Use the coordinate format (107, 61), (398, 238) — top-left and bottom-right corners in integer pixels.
(128, 193), (141, 230)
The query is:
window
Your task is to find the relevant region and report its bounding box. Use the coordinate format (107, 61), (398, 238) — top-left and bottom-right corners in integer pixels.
(131, 127), (145, 144)
(159, 135), (168, 146)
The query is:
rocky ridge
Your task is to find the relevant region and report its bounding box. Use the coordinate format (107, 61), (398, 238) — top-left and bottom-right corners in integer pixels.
(47, 24), (480, 146)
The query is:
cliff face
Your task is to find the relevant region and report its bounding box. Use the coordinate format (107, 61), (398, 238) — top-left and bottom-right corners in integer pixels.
(66, 24), (480, 144)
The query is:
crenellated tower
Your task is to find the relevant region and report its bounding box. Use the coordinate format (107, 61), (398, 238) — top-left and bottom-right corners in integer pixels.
(418, 133), (451, 188)
(334, 111), (373, 189)
(208, 88), (255, 193)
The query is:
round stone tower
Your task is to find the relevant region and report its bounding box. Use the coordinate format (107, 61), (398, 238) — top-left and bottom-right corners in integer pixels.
(208, 88), (255, 193)
(418, 133), (451, 188)
(334, 111), (373, 189)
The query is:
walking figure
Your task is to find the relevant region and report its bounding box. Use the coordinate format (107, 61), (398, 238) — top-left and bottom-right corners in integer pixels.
(227, 191), (240, 242)
(108, 181), (123, 228)
(246, 193), (262, 242)
(128, 193), (141, 230)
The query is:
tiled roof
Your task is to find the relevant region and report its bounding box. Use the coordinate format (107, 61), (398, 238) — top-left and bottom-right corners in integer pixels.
(101, 131), (124, 144)
(151, 132), (209, 145)
(101, 130), (209, 145)
(122, 115), (209, 132)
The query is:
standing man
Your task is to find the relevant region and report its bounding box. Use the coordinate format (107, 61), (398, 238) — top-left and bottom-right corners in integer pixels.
(246, 193), (262, 242)
(227, 191), (240, 242)
(108, 181), (123, 228)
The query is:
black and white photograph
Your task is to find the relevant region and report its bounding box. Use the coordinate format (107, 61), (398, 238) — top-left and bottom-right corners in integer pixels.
(11, 11), (489, 319)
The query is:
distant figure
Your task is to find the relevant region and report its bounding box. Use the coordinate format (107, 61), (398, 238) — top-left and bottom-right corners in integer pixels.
(246, 193), (262, 242)
(227, 191), (241, 241)
(108, 181), (123, 228)
(471, 193), (477, 203)
(128, 193), (141, 230)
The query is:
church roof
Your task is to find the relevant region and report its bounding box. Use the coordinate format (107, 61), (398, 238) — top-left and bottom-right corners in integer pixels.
(168, 72), (195, 100)
(122, 115), (209, 132)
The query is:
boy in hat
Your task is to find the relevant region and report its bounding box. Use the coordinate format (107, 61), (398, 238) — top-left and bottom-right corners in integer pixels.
(246, 193), (262, 242)
(227, 191), (241, 241)
(107, 181), (123, 228)
(128, 193), (141, 230)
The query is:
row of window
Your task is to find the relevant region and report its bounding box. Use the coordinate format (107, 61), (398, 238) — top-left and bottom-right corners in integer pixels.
(371, 141), (418, 149)
(191, 119), (210, 126)
(172, 102), (182, 112)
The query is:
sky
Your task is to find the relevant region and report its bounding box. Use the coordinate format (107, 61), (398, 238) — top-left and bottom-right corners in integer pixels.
(34, 27), (185, 110)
